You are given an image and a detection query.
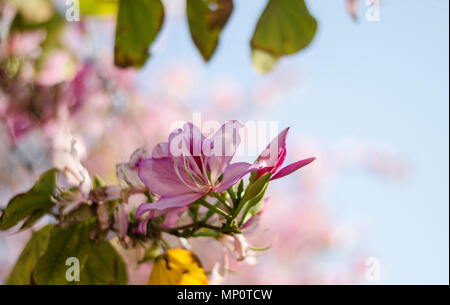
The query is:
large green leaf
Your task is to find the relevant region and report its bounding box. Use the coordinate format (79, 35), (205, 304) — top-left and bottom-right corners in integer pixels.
(250, 0), (317, 73)
(6, 225), (54, 285)
(114, 0), (165, 68)
(33, 221), (95, 285)
(186, 0), (233, 61)
(79, 242), (128, 284)
(0, 169), (58, 230)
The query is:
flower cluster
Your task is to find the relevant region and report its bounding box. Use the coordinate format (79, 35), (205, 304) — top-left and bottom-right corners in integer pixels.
(0, 120), (314, 284)
(131, 121), (315, 239)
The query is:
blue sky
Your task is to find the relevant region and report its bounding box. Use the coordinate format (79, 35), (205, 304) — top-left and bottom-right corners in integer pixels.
(137, 0), (449, 284)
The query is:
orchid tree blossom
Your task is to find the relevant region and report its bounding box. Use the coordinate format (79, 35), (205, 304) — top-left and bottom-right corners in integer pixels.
(256, 127), (315, 180)
(136, 121), (263, 216)
(51, 128), (92, 194)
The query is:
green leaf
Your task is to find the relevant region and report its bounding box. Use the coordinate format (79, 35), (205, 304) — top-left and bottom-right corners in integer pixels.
(250, 0), (317, 73)
(93, 174), (106, 188)
(0, 169), (58, 230)
(240, 173), (270, 205)
(114, 0), (165, 68)
(33, 220), (95, 285)
(80, 0), (118, 16)
(186, 0), (233, 61)
(6, 225), (54, 285)
(20, 209), (49, 230)
(237, 179), (244, 199)
(240, 183), (268, 226)
(79, 241), (128, 284)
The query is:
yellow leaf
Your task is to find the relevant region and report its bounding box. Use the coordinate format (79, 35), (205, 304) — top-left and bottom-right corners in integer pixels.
(148, 249), (209, 285)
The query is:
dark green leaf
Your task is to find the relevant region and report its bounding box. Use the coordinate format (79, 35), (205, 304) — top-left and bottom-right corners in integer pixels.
(237, 179), (244, 199)
(79, 241), (128, 285)
(20, 209), (49, 230)
(0, 169), (58, 230)
(114, 0), (165, 68)
(186, 0), (233, 61)
(6, 225), (54, 285)
(251, 0), (317, 73)
(33, 220), (95, 285)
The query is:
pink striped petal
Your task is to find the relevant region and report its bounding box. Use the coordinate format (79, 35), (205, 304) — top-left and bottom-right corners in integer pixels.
(215, 162), (261, 193)
(137, 157), (198, 197)
(204, 120), (243, 184)
(141, 192), (206, 211)
(257, 127), (289, 168)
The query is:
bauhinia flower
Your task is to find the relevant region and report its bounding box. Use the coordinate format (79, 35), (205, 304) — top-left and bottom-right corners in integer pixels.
(116, 147), (151, 187)
(136, 121), (262, 215)
(51, 127), (92, 194)
(256, 127), (315, 180)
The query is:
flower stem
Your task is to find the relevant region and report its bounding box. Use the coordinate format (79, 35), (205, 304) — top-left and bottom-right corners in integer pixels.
(147, 221), (224, 238)
(211, 192), (232, 213)
(197, 198), (229, 219)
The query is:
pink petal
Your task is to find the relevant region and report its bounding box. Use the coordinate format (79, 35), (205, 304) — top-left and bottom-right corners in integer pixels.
(140, 192), (206, 211)
(136, 203), (154, 218)
(257, 147), (286, 178)
(204, 120), (243, 184)
(256, 127), (290, 168)
(215, 162), (260, 193)
(152, 142), (169, 158)
(129, 148), (152, 168)
(161, 206), (188, 227)
(137, 157), (198, 197)
(168, 123), (206, 180)
(137, 217), (150, 235)
(270, 157), (316, 180)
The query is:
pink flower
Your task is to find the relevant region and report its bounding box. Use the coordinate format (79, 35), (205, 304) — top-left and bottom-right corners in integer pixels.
(136, 121), (261, 215)
(256, 127), (315, 180)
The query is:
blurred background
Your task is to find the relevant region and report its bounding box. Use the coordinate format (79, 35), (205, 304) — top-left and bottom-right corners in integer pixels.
(0, 0), (448, 284)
